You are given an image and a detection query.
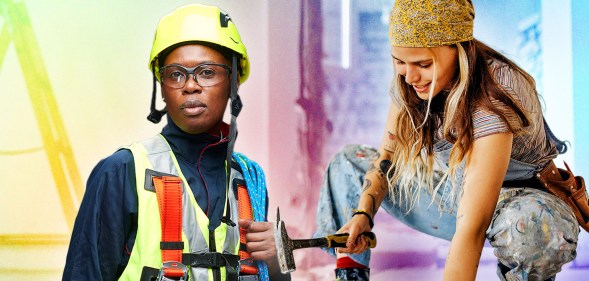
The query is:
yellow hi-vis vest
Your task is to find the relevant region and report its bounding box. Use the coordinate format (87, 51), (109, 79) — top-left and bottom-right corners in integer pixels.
(118, 135), (240, 281)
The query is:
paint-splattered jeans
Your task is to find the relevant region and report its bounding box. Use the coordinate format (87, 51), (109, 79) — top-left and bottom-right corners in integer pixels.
(314, 144), (579, 281)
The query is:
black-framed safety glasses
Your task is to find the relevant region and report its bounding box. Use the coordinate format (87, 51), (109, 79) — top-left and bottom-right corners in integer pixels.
(159, 63), (232, 89)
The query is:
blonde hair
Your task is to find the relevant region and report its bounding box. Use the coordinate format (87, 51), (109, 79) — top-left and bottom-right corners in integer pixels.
(386, 40), (531, 211)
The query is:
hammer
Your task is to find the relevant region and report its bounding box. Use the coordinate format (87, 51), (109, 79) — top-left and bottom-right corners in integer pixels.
(274, 208), (377, 273)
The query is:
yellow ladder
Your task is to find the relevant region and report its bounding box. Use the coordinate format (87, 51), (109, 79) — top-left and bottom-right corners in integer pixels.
(0, 0), (83, 244)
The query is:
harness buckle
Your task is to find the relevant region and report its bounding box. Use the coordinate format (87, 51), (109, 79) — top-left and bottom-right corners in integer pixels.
(156, 261), (189, 281)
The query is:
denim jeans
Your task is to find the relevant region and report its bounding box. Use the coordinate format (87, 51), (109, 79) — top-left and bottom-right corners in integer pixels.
(314, 144), (579, 281)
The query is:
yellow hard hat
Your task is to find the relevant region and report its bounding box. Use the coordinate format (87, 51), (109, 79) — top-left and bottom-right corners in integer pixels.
(149, 4), (249, 84)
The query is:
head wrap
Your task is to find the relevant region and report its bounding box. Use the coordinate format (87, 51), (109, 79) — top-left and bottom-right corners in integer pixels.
(389, 0), (475, 48)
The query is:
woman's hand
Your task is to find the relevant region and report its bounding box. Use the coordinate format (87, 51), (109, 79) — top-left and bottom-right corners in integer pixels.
(336, 213), (373, 255)
(238, 219), (277, 263)
(238, 219), (292, 280)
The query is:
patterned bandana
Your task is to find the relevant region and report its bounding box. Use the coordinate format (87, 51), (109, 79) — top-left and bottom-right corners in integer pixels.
(389, 0), (475, 48)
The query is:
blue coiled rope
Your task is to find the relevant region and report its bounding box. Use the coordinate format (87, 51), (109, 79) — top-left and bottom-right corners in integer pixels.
(233, 152), (269, 281)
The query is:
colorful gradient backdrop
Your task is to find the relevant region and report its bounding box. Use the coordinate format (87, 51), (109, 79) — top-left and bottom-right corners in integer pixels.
(1, 0), (587, 280)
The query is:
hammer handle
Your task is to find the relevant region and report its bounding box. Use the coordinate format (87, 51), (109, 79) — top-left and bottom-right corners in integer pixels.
(326, 232), (377, 248)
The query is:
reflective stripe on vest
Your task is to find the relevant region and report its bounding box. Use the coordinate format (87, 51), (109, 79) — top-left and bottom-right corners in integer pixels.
(118, 134), (240, 281)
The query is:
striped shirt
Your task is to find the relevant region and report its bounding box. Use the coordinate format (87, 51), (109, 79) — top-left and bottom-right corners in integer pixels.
(471, 59), (558, 168)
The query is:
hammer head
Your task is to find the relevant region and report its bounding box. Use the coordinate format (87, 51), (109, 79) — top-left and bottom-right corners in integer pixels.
(274, 207), (295, 273)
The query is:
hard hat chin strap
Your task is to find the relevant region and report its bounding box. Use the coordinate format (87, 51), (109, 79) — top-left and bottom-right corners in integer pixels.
(221, 54), (242, 226)
(147, 69), (167, 124)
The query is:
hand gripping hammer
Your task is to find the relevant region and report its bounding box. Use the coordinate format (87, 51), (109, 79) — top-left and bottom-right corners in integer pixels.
(274, 207), (377, 273)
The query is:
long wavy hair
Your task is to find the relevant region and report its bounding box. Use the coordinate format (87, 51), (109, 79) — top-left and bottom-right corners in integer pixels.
(386, 39), (533, 210)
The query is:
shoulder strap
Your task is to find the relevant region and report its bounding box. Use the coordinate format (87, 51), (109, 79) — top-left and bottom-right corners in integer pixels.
(153, 175), (188, 279)
(237, 179), (259, 275)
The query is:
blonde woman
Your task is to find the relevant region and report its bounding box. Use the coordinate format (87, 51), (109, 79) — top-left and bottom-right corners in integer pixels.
(314, 0), (579, 280)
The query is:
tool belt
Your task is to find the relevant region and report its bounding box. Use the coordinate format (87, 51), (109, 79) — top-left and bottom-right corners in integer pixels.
(503, 160), (589, 232)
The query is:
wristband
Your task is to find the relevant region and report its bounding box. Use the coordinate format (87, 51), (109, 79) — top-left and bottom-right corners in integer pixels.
(352, 210), (374, 229)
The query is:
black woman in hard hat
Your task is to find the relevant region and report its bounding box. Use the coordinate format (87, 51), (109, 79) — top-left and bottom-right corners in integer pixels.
(314, 0), (582, 280)
(63, 4), (290, 281)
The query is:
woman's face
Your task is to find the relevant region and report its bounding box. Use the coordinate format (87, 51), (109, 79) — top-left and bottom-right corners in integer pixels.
(161, 44), (231, 134)
(391, 45), (458, 100)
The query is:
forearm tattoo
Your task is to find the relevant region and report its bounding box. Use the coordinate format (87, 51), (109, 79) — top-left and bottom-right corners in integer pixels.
(367, 193), (376, 215)
(379, 159), (392, 175)
(366, 161), (387, 191)
(362, 178), (372, 191)
(363, 152), (394, 194)
(367, 161), (381, 177)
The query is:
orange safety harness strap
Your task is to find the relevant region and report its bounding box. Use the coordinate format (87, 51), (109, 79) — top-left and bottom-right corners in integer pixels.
(153, 176), (186, 278)
(236, 179), (258, 275)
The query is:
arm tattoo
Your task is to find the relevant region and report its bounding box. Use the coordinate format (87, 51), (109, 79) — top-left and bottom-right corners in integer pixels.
(383, 131), (396, 153)
(362, 179), (372, 191)
(366, 161), (385, 184)
(388, 131), (396, 141)
(366, 152), (391, 191)
(367, 162), (381, 176)
(367, 193), (376, 215)
(378, 160), (393, 191)
(379, 159), (392, 175)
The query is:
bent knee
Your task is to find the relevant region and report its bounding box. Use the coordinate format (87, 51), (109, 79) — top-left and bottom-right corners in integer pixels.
(328, 145), (379, 172)
(340, 144), (378, 162)
(488, 189), (579, 268)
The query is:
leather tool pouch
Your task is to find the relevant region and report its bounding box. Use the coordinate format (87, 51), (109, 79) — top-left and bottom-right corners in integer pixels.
(536, 161), (589, 232)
